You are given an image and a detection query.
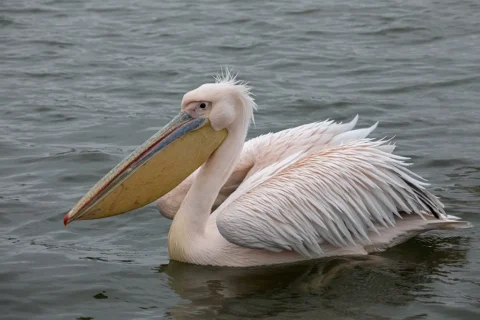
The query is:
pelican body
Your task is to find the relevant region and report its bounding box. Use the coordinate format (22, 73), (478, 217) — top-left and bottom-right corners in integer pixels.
(64, 72), (470, 267)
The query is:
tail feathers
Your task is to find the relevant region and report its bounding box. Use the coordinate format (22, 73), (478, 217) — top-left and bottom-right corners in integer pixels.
(365, 214), (471, 253)
(424, 218), (472, 230)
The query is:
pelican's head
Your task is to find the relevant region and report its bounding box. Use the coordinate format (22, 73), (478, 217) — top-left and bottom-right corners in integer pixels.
(180, 78), (255, 131)
(64, 71), (255, 225)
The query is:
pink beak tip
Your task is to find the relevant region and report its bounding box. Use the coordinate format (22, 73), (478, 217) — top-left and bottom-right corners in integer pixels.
(63, 213), (69, 226)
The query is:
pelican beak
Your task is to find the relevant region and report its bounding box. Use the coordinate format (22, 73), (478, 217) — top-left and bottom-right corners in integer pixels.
(64, 112), (227, 226)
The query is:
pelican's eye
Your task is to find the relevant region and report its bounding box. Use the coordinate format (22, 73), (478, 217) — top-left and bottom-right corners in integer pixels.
(199, 103), (206, 109)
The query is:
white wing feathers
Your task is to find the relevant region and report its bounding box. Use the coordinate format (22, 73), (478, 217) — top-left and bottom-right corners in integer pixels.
(215, 138), (446, 258)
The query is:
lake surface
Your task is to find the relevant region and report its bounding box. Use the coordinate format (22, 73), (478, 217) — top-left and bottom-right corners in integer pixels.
(1, 0), (479, 319)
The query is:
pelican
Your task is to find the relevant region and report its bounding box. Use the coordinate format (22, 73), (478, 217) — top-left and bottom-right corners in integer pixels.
(64, 71), (470, 267)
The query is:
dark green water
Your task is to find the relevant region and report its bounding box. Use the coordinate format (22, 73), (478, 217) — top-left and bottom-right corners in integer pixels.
(1, 0), (479, 319)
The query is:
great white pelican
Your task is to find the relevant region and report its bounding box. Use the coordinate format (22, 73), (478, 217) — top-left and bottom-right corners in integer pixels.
(64, 72), (470, 267)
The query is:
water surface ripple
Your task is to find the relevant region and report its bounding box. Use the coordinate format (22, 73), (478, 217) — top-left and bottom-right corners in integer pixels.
(1, 0), (479, 319)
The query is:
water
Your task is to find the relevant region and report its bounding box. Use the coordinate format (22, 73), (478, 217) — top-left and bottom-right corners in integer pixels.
(1, 0), (479, 319)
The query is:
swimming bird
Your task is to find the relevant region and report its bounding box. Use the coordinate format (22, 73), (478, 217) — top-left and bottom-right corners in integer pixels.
(63, 72), (470, 267)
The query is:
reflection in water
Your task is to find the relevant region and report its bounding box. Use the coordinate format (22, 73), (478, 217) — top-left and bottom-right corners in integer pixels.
(157, 235), (469, 319)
